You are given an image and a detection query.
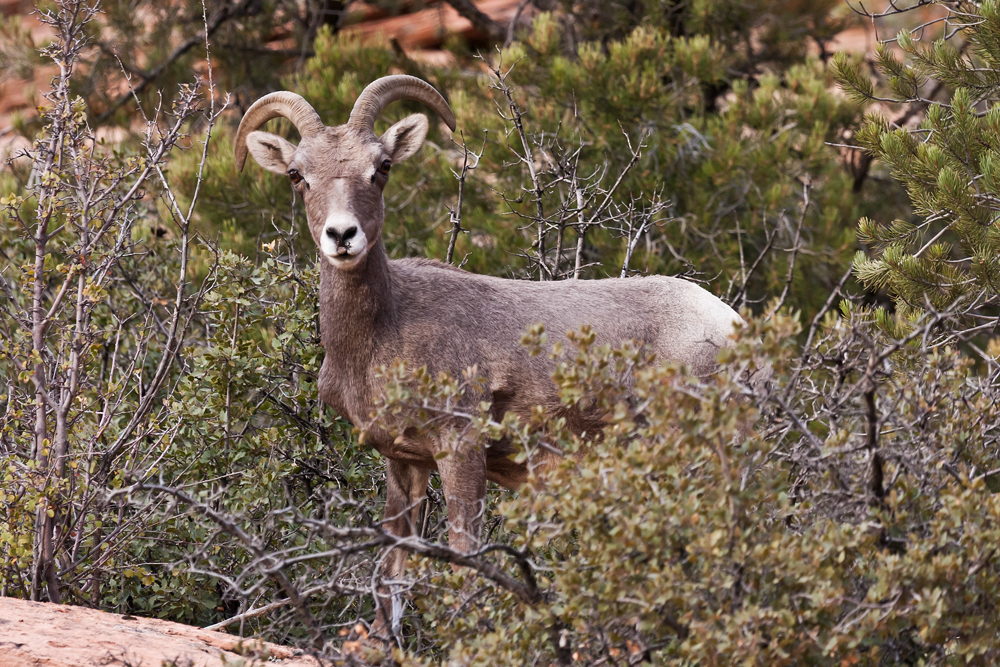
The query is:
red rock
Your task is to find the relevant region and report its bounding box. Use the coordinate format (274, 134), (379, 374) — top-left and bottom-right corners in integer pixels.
(0, 597), (319, 667)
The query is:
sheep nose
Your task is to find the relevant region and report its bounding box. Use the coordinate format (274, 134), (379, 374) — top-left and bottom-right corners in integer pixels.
(325, 225), (358, 245)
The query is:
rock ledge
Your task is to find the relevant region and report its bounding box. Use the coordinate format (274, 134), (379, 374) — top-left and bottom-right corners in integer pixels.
(0, 597), (317, 666)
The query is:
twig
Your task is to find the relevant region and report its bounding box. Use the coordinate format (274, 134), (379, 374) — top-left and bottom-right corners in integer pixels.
(135, 483), (327, 648)
(446, 131), (485, 264)
(504, 0), (532, 49)
(490, 58), (549, 279)
(771, 179), (810, 314)
(203, 598), (293, 631)
(620, 215), (654, 278)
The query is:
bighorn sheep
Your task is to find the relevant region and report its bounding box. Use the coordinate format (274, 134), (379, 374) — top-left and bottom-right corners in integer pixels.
(235, 75), (746, 640)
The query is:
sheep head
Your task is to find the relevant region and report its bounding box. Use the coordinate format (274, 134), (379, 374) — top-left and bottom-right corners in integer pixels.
(234, 76), (457, 270)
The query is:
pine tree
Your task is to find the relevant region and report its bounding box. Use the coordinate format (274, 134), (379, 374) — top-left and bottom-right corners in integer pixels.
(834, 0), (1000, 338)
(199, 2), (889, 318)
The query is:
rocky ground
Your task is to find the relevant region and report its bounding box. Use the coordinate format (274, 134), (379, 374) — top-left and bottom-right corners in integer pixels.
(0, 597), (324, 667)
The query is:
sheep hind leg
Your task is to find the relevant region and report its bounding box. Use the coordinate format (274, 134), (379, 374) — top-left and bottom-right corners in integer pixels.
(371, 459), (430, 647)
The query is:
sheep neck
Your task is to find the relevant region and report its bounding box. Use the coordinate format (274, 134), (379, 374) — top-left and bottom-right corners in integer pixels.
(318, 239), (395, 377)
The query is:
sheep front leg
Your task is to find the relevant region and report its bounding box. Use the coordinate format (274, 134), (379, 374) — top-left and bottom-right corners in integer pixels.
(435, 437), (487, 556)
(372, 459), (430, 646)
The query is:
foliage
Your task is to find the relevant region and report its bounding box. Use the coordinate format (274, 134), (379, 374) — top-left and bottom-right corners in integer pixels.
(0, 0), (377, 631)
(560, 0), (847, 69)
(383, 311), (1000, 666)
(80, 0), (353, 123)
(204, 16), (874, 321)
(833, 0), (1000, 337)
(0, 0), (210, 604)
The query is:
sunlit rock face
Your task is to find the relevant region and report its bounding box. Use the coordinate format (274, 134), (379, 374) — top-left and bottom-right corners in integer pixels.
(0, 597), (320, 667)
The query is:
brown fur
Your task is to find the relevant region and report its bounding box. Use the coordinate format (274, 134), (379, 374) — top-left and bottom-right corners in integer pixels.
(239, 84), (744, 642)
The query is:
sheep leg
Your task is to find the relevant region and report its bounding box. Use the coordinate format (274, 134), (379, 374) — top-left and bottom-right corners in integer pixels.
(372, 459), (430, 645)
(435, 437), (487, 555)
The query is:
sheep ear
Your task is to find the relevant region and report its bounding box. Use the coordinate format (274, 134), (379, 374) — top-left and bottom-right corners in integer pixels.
(245, 131), (297, 173)
(380, 114), (429, 162)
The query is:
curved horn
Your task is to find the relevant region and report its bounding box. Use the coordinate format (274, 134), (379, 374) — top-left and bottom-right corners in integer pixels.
(234, 92), (325, 172)
(348, 75), (457, 133)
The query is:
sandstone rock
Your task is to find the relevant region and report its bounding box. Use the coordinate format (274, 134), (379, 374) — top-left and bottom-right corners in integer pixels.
(0, 597), (320, 667)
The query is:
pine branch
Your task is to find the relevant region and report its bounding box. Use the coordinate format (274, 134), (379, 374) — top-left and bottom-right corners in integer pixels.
(95, 0), (254, 123)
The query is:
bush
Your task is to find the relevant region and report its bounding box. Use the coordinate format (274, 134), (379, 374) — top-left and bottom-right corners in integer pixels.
(368, 309), (1000, 665)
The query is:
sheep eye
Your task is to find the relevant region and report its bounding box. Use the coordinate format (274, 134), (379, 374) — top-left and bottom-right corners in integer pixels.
(378, 159), (391, 175)
(288, 169), (303, 185)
